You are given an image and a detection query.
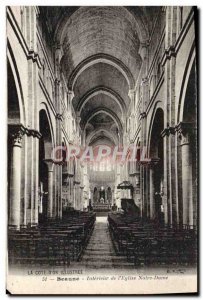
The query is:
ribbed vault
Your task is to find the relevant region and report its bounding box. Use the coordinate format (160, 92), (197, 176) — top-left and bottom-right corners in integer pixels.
(57, 6), (146, 81)
(49, 6), (154, 148)
(72, 62), (130, 110)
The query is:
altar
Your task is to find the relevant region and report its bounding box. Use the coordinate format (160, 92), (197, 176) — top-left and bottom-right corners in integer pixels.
(92, 186), (112, 213)
(93, 197), (111, 212)
(93, 203), (111, 212)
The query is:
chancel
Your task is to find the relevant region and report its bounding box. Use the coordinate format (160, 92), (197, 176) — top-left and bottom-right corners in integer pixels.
(7, 6), (197, 271)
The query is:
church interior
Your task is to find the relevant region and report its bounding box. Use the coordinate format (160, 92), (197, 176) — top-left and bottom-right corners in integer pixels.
(7, 6), (197, 270)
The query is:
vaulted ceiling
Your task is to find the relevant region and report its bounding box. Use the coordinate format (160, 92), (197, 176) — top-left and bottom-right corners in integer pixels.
(39, 6), (161, 147)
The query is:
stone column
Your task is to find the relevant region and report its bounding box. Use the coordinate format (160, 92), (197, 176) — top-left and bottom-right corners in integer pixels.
(76, 185), (79, 210)
(176, 123), (193, 225)
(149, 165), (155, 219)
(54, 45), (64, 219)
(77, 184), (81, 210)
(73, 183), (80, 210)
(69, 176), (74, 207)
(139, 112), (148, 218)
(56, 160), (63, 219)
(9, 125), (26, 230)
(138, 41), (149, 218)
(148, 158), (160, 219)
(162, 6), (178, 225)
(80, 186), (84, 211)
(90, 189), (94, 204)
(73, 184), (76, 209)
(161, 127), (175, 225)
(53, 166), (58, 217)
(139, 159), (148, 218)
(30, 130), (42, 227)
(44, 159), (54, 219)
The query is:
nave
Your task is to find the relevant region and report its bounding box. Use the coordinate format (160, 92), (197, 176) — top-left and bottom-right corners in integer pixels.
(73, 217), (134, 270)
(7, 6), (198, 275)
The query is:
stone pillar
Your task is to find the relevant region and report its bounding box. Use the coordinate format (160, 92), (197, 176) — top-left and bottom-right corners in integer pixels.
(54, 45), (64, 220)
(138, 40), (149, 219)
(149, 166), (155, 219)
(139, 112), (148, 218)
(148, 158), (160, 219)
(140, 160), (149, 218)
(162, 127), (169, 223)
(9, 125), (26, 230)
(54, 160), (63, 219)
(69, 176), (74, 207)
(28, 129), (42, 227)
(44, 159), (54, 219)
(181, 135), (193, 225)
(162, 6), (178, 225)
(90, 189), (94, 204)
(77, 184), (81, 210)
(161, 127), (176, 225)
(73, 183), (80, 210)
(80, 186), (84, 210)
(73, 184), (76, 209)
(76, 186), (79, 210)
(53, 166), (58, 217)
(176, 123), (193, 225)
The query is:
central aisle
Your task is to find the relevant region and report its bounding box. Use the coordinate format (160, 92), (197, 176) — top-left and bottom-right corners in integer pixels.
(78, 216), (134, 270)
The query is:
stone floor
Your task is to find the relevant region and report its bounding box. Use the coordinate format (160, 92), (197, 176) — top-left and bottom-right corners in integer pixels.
(76, 216), (134, 270)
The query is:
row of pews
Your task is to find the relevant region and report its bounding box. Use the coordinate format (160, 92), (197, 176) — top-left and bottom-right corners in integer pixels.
(108, 212), (197, 267)
(8, 211), (96, 267)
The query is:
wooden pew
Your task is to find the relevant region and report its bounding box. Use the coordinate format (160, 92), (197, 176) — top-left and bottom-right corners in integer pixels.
(108, 212), (197, 267)
(8, 212), (96, 267)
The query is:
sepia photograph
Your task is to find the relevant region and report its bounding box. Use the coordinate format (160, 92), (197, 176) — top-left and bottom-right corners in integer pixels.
(6, 5), (198, 295)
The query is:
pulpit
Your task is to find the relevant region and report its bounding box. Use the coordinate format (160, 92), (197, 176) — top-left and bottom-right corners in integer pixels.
(121, 198), (140, 217)
(117, 181), (140, 217)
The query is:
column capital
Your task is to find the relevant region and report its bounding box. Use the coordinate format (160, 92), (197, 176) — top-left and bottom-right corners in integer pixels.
(138, 40), (149, 60)
(9, 124), (42, 140)
(175, 122), (195, 145)
(76, 111), (81, 124)
(68, 90), (74, 101)
(161, 46), (176, 66)
(148, 158), (160, 168)
(141, 77), (148, 85)
(8, 124), (26, 147)
(53, 42), (63, 52)
(43, 159), (54, 172)
(175, 122), (195, 135)
(27, 128), (42, 139)
(161, 126), (175, 137)
(55, 78), (60, 85)
(53, 160), (64, 166)
(56, 113), (63, 121)
(139, 157), (160, 167)
(139, 112), (147, 120)
(128, 89), (135, 98)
